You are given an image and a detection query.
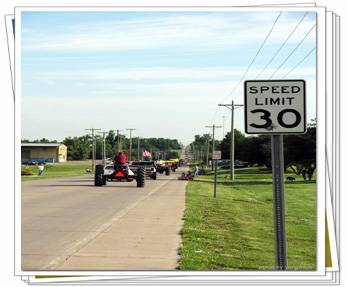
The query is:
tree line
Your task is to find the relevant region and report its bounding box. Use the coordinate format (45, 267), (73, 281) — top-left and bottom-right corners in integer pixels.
(22, 132), (182, 161)
(190, 119), (316, 174)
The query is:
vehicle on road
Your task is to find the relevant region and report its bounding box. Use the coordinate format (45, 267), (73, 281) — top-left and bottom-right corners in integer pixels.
(94, 162), (146, 187)
(129, 160), (157, 180)
(170, 158), (180, 168)
(155, 160), (171, 175)
(165, 160), (177, 172)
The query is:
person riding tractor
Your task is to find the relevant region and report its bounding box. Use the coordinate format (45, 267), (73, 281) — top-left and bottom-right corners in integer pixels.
(95, 150), (146, 187)
(114, 151), (128, 172)
(114, 151), (128, 170)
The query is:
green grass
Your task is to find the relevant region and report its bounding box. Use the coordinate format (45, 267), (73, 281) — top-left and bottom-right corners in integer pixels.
(21, 164), (92, 181)
(178, 167), (316, 270)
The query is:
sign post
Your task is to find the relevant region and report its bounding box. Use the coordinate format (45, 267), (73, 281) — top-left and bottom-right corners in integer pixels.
(212, 151), (222, 198)
(271, 134), (287, 270)
(244, 79), (306, 270)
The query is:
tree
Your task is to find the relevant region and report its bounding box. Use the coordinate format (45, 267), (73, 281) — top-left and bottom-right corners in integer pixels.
(166, 150), (179, 159)
(40, 138), (50, 143)
(283, 125), (316, 174)
(219, 129), (245, 160)
(63, 135), (92, 160)
(240, 135), (271, 168)
(21, 138), (58, 143)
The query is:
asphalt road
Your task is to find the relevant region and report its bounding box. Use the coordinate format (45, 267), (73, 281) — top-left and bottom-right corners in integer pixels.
(21, 166), (188, 271)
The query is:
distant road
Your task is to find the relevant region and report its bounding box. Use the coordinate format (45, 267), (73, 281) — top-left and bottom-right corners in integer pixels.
(21, 166), (188, 270)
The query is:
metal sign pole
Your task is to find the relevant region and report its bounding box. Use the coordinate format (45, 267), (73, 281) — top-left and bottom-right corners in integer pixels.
(271, 135), (287, 270)
(214, 159), (217, 198)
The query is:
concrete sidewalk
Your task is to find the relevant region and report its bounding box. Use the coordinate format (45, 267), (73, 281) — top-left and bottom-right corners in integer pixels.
(55, 170), (188, 270)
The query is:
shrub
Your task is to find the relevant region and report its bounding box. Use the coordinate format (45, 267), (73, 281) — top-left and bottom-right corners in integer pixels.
(21, 170), (34, 176)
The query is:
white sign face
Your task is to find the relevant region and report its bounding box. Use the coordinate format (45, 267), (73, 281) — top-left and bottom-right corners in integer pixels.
(212, 151), (222, 160)
(244, 80), (306, 134)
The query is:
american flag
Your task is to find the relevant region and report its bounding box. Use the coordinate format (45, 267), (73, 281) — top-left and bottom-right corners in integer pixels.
(143, 150), (152, 158)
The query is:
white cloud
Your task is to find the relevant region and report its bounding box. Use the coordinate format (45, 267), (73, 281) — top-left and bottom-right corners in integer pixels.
(26, 66), (316, 83)
(21, 12), (316, 53)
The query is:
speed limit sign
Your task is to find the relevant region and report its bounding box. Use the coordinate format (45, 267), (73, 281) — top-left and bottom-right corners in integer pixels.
(244, 80), (306, 134)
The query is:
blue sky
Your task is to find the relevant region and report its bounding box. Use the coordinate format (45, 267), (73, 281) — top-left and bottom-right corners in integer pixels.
(21, 10), (316, 144)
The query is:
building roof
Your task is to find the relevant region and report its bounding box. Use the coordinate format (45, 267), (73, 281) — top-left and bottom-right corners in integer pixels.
(21, 143), (65, 148)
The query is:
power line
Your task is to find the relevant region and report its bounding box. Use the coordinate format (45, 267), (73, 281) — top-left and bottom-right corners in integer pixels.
(210, 12), (314, 135)
(231, 44), (315, 101)
(231, 26), (316, 102)
(211, 106), (221, 123)
(231, 12), (313, 102)
(210, 11), (282, 124)
(282, 46), (316, 78)
(270, 23), (316, 79)
(256, 12), (309, 79)
(220, 11), (282, 104)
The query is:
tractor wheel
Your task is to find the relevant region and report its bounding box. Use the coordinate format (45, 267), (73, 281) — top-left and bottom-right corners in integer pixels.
(165, 166), (170, 175)
(152, 172), (157, 180)
(102, 175), (107, 185)
(137, 166), (146, 187)
(95, 165), (104, 186)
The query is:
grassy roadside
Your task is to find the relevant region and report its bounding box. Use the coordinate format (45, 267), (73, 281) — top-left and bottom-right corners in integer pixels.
(178, 167), (316, 270)
(21, 164), (92, 181)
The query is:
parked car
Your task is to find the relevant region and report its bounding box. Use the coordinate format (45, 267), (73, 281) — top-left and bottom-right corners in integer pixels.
(220, 161), (249, 169)
(22, 160), (39, 165)
(217, 160), (230, 166)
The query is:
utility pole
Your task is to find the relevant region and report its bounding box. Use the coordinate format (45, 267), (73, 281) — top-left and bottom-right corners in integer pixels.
(206, 133), (210, 166)
(85, 128), (101, 172)
(97, 131), (108, 166)
(126, 128), (136, 160)
(218, 101), (243, 180)
(119, 134), (122, 151)
(116, 129), (124, 152)
(206, 124), (222, 171)
(137, 136), (143, 160)
(222, 115), (226, 138)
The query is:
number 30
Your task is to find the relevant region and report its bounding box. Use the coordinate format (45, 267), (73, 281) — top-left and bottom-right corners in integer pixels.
(250, 109), (301, 129)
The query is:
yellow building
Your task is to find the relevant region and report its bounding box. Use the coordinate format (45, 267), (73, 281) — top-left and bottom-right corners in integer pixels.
(21, 143), (67, 163)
